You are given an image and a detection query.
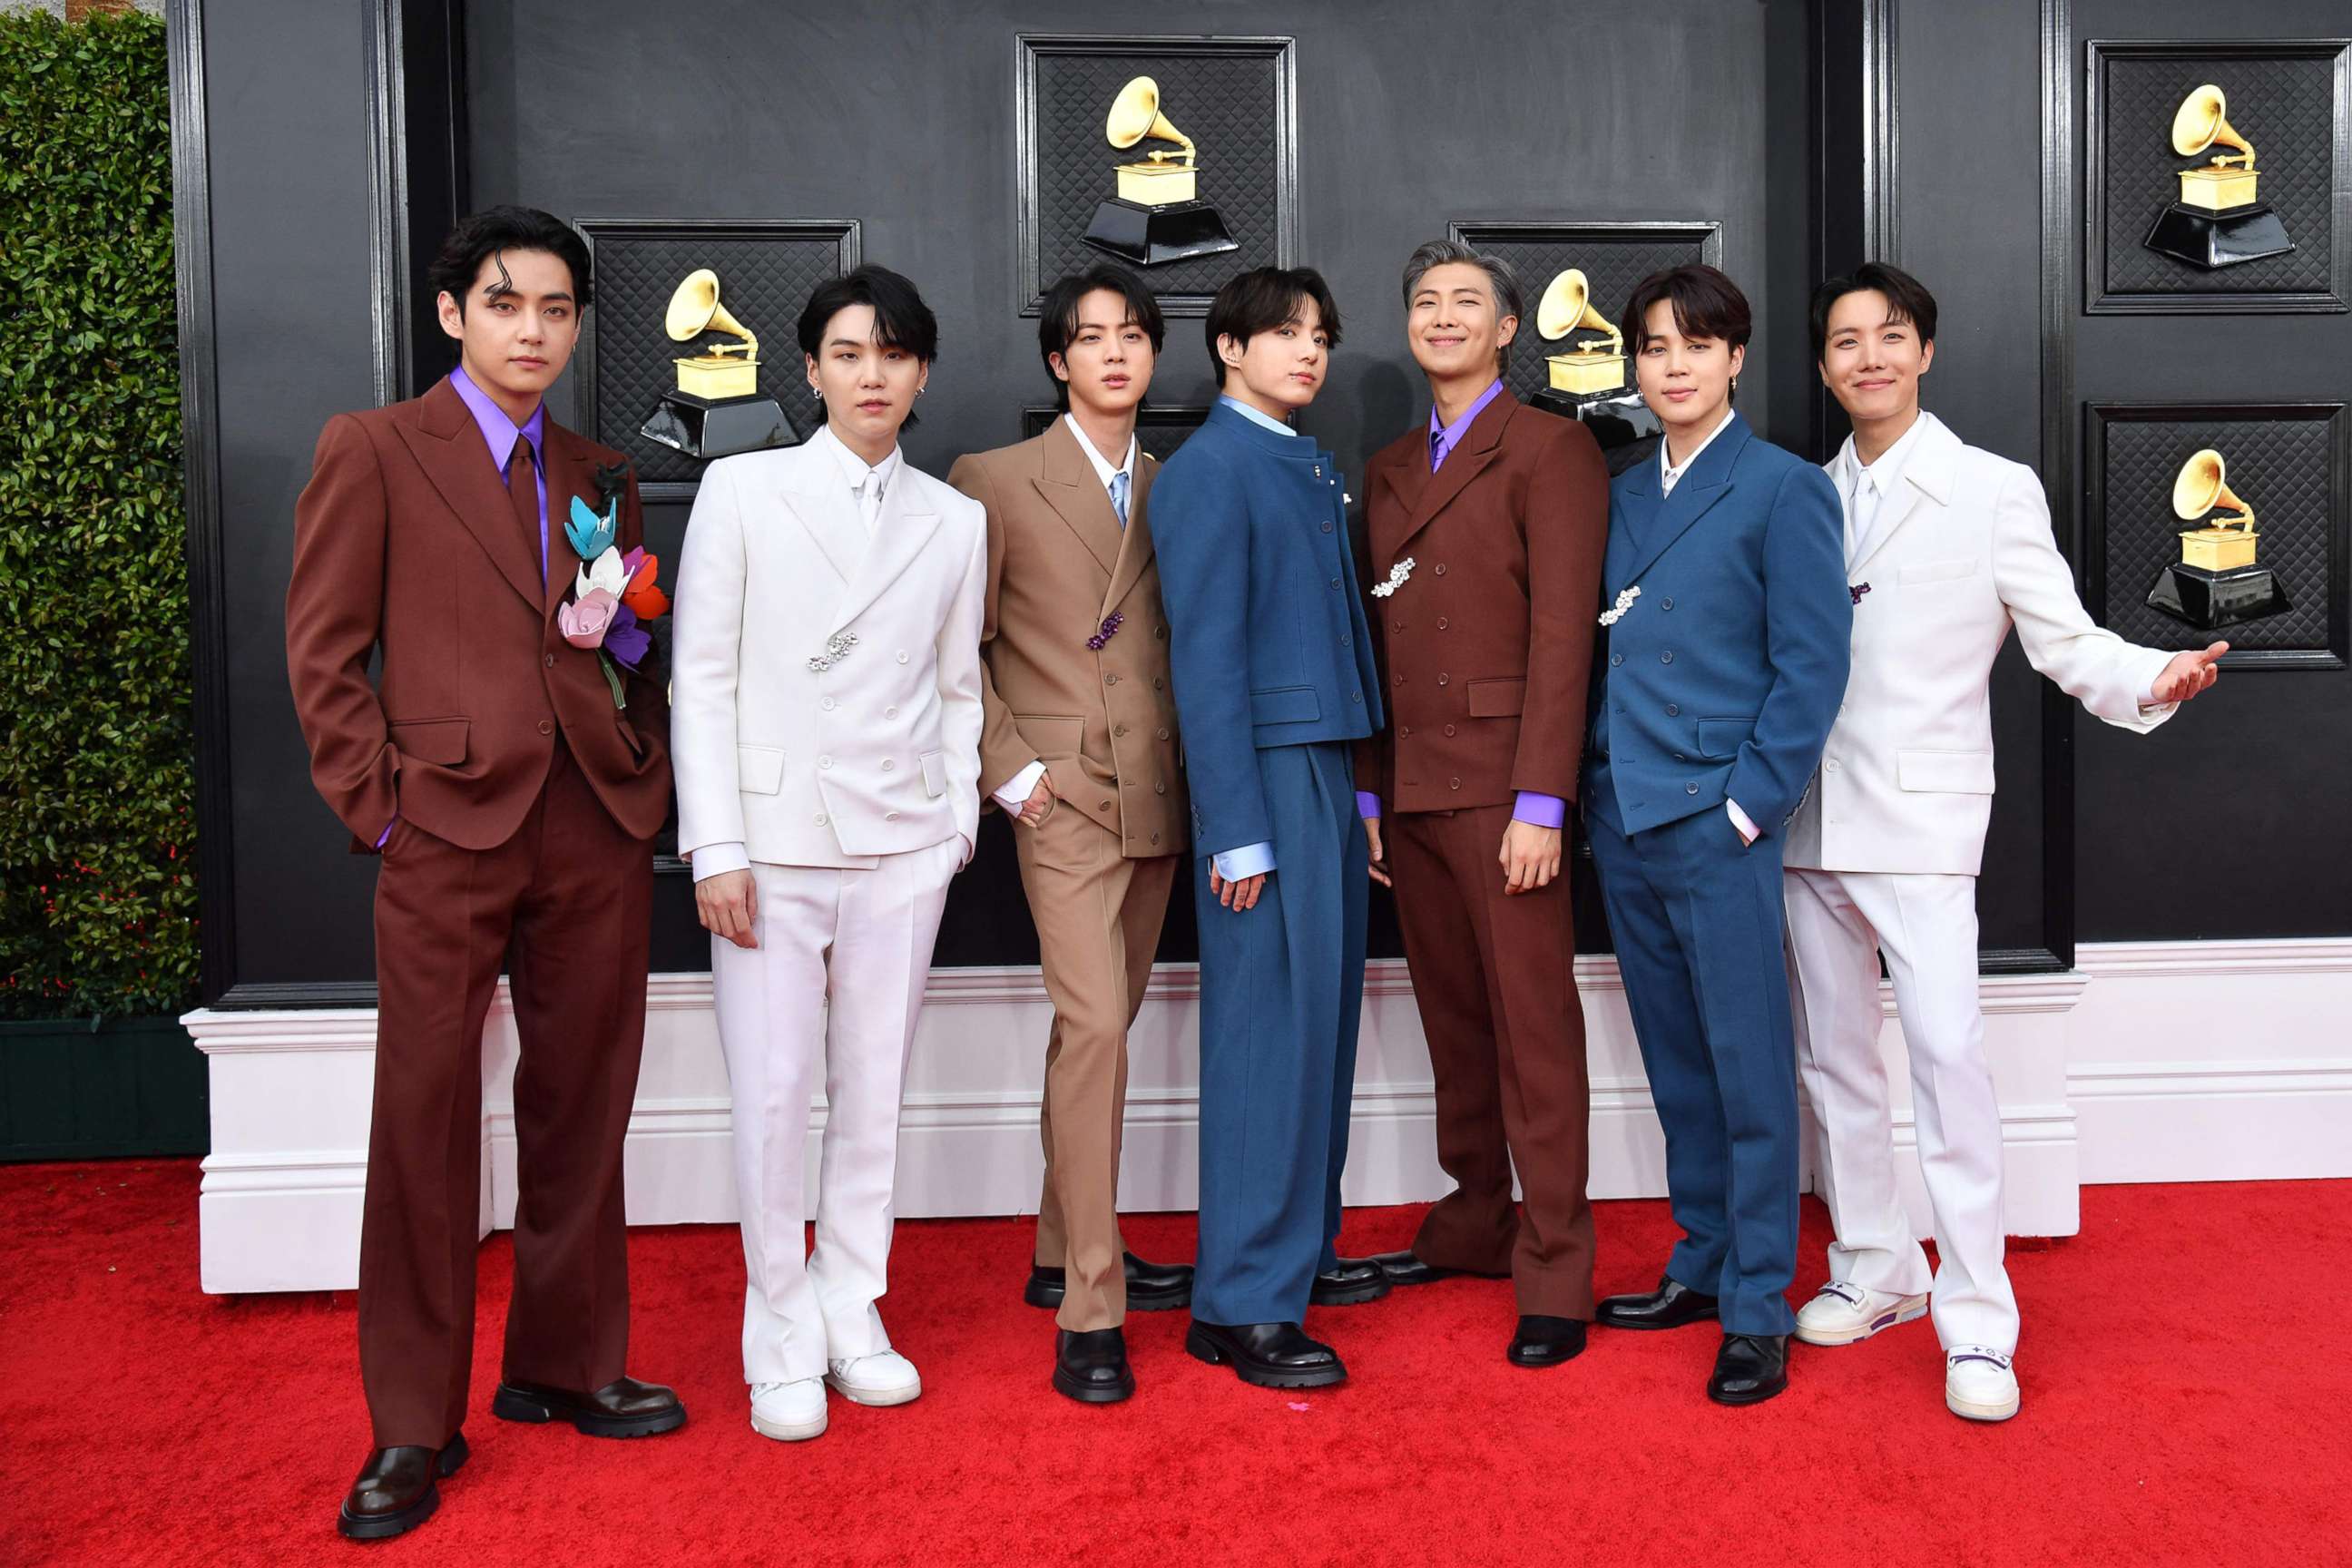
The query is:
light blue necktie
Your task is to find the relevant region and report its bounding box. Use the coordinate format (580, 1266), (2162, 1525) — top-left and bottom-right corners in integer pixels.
(1109, 469), (1131, 528)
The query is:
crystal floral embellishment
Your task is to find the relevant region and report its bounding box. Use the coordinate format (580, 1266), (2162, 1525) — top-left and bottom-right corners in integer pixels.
(1850, 582), (1873, 606)
(1597, 585), (1642, 627)
(1368, 556), (1416, 599)
(807, 632), (858, 673)
(1086, 612), (1125, 652)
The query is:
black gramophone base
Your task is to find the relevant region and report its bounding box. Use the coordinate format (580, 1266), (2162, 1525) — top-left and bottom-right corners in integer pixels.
(1082, 199), (1241, 267)
(2142, 202), (2296, 270)
(1531, 386), (1664, 477)
(2146, 561), (2291, 631)
(640, 390), (799, 460)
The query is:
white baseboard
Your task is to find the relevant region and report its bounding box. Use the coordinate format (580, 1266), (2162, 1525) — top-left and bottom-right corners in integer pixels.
(183, 938), (2352, 1295)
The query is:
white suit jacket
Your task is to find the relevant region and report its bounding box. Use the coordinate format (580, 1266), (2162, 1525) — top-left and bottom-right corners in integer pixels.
(1785, 412), (2175, 877)
(672, 434), (987, 872)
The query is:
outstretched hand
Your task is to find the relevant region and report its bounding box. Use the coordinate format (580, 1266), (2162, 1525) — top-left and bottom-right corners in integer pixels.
(2153, 642), (2228, 704)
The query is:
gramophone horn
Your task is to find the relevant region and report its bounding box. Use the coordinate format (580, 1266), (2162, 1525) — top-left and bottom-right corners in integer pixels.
(663, 269), (757, 353)
(2171, 447), (2250, 522)
(2171, 83), (2256, 167)
(1536, 268), (1622, 350)
(1105, 75), (1196, 163)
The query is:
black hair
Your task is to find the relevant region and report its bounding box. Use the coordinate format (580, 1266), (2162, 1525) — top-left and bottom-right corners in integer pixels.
(1203, 266), (1343, 390)
(796, 264), (940, 364)
(1619, 263), (1753, 357)
(1809, 260), (1939, 362)
(427, 205), (593, 318)
(1037, 262), (1165, 411)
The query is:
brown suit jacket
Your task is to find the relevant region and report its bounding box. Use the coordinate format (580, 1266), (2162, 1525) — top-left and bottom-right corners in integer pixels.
(286, 377), (671, 853)
(948, 417), (1188, 858)
(1354, 388), (1607, 815)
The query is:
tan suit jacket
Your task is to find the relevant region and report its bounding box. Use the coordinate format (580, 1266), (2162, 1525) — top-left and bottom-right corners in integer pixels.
(949, 417), (1189, 858)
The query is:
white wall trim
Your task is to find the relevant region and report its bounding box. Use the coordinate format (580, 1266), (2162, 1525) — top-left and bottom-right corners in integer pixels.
(184, 936), (2348, 1295)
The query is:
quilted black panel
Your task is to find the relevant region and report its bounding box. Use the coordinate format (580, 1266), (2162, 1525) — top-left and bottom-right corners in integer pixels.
(1446, 224), (1717, 410)
(2099, 49), (2340, 299)
(2096, 409), (2341, 652)
(578, 223), (855, 485)
(1026, 40), (1290, 310)
(1019, 404), (1209, 461)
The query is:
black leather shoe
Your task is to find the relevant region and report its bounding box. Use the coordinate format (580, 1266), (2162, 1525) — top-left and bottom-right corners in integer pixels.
(1308, 1256), (1393, 1307)
(1184, 1319), (1347, 1388)
(1596, 1274), (1720, 1330)
(1053, 1327), (1136, 1405)
(1024, 1251), (1195, 1312)
(1366, 1249), (1473, 1287)
(1507, 1315), (1589, 1367)
(1708, 1333), (1790, 1406)
(336, 1430), (467, 1541)
(491, 1375), (686, 1436)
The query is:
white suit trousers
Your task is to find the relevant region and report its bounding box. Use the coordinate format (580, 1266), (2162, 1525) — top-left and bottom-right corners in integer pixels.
(712, 838), (959, 1385)
(1783, 867), (2020, 1354)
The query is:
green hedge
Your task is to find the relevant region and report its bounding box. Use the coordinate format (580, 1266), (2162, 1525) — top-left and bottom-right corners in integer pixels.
(0, 12), (196, 1021)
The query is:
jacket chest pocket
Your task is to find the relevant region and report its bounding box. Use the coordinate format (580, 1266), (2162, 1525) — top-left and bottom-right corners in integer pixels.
(1899, 558), (1978, 587)
(920, 750), (947, 798)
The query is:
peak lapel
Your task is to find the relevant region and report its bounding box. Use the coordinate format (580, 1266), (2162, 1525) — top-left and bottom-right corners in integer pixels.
(542, 427), (595, 620)
(1392, 392), (1515, 555)
(1102, 450), (1159, 618)
(1847, 415), (1957, 577)
(397, 380), (545, 612)
(776, 447), (870, 589)
(830, 469), (942, 635)
(1616, 416), (1750, 588)
(1033, 420), (1122, 579)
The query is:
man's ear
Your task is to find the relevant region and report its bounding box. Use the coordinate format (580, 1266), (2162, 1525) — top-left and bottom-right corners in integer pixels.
(1048, 351), (1072, 385)
(1917, 339), (1936, 377)
(1495, 314), (1520, 351)
(436, 291), (466, 342)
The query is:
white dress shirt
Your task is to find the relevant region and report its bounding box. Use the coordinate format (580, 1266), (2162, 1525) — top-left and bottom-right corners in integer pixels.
(1831, 410), (1931, 568)
(989, 416), (1143, 818)
(1656, 405), (1759, 843)
(813, 423), (902, 534)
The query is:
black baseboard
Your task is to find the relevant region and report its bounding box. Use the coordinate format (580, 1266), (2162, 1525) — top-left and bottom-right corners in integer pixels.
(0, 1016), (209, 1161)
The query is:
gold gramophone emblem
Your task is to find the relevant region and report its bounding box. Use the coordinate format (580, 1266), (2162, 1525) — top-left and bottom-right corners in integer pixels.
(1536, 269), (1626, 397)
(2171, 447), (2259, 571)
(664, 269), (760, 400)
(2171, 85), (2261, 212)
(1081, 74), (1240, 267)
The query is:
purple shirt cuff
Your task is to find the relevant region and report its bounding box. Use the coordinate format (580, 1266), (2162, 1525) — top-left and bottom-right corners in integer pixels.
(375, 814), (397, 849)
(1511, 791), (1566, 829)
(1356, 791), (1381, 820)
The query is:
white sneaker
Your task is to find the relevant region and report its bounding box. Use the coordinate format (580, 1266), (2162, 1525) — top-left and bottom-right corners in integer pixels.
(825, 1348), (922, 1407)
(749, 1378), (828, 1442)
(1794, 1279), (1930, 1346)
(1945, 1347), (2021, 1422)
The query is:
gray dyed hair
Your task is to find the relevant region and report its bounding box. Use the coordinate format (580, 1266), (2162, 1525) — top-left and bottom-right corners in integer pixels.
(1399, 240), (1526, 375)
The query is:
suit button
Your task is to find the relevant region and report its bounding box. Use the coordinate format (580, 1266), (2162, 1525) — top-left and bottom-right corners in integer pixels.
(1667, 703), (1680, 716)
(1105, 673), (1118, 685)
(544, 653), (555, 668)
(1321, 521), (1334, 533)
(1151, 832), (1161, 845)
(1152, 678), (1163, 690)
(1329, 577), (1341, 590)
(1610, 653), (1623, 667)
(1686, 782), (1700, 795)
(1100, 800), (1112, 811)
(880, 760), (895, 771)
(1350, 691), (1362, 702)
(1437, 617), (1449, 630)
(1673, 753), (1686, 762)
(1156, 626), (1166, 640)
(1444, 724), (1455, 737)
(1449, 778), (1461, 789)
(1155, 782), (1167, 795)
(1157, 727), (1170, 740)
(819, 756), (833, 769)
(1661, 650), (1675, 664)
(885, 705), (898, 719)
(886, 810), (900, 821)
(1399, 726), (1413, 738)
(815, 813), (828, 826)
(1115, 725), (1129, 737)
(1394, 674), (1406, 687)
(897, 650), (909, 663)
(1827, 759), (1841, 772)
(1436, 673), (1448, 686)
(822, 698), (837, 710)
(536, 720), (553, 736)
(1340, 635), (1350, 647)
(1661, 596), (1675, 611)
(1434, 564), (1447, 575)
(1394, 620), (1406, 632)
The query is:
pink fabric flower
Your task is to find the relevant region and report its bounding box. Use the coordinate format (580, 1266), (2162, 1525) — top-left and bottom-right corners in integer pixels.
(560, 586), (620, 649)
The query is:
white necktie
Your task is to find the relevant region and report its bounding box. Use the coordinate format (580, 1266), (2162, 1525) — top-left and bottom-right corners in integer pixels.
(1848, 469), (1882, 568)
(856, 472), (883, 534)
(1109, 469), (1130, 528)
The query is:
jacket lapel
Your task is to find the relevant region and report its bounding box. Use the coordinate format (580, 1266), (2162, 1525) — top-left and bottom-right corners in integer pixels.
(1032, 417), (1123, 580)
(1102, 448), (1160, 619)
(542, 425), (595, 620)
(1847, 413), (1959, 577)
(395, 378), (545, 612)
(829, 465), (943, 635)
(775, 441), (871, 590)
(1616, 413), (1750, 589)
(1388, 389), (1515, 557)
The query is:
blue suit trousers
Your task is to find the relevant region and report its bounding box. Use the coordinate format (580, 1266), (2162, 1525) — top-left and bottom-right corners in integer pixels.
(1191, 741), (1368, 1327)
(1583, 758), (1799, 1337)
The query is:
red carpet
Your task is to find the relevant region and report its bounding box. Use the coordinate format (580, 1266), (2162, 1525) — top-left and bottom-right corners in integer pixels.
(2, 1162), (2345, 1566)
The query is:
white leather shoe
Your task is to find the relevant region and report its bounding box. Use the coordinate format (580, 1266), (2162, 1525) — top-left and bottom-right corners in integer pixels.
(1945, 1347), (2021, 1422)
(749, 1378), (828, 1442)
(825, 1348), (922, 1407)
(1794, 1279), (1930, 1346)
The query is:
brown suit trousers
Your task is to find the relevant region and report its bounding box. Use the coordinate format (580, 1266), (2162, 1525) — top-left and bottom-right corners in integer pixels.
(949, 419), (1188, 1328)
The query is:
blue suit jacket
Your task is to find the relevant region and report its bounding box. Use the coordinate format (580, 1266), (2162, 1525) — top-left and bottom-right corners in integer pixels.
(1586, 411), (1850, 837)
(1152, 402), (1383, 859)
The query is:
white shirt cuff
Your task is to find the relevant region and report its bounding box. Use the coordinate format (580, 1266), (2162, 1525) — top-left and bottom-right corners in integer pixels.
(1213, 840), (1277, 880)
(993, 760), (1047, 815)
(1726, 799), (1760, 846)
(690, 841), (750, 882)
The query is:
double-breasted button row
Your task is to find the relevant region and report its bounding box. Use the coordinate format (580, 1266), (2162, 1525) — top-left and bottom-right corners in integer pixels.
(537, 720), (554, 735)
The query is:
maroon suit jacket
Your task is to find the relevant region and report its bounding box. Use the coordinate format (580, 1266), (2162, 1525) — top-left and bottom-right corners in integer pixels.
(1354, 388), (1607, 814)
(286, 377), (671, 853)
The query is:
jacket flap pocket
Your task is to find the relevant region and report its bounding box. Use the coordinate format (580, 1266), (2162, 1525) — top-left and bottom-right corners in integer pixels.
(389, 717), (468, 766)
(738, 745), (785, 795)
(1896, 748), (1995, 794)
(920, 750), (947, 799)
(1694, 716), (1757, 760)
(1014, 714), (1085, 760)
(1465, 678), (1526, 718)
(1899, 557), (1977, 585)
(1250, 684), (1321, 725)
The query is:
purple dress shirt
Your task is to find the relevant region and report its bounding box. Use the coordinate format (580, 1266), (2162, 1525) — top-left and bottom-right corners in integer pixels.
(1358, 378), (1565, 832)
(380, 368), (551, 846)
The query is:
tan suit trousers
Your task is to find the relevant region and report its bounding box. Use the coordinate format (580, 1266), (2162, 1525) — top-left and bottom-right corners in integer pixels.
(1012, 800), (1178, 1330)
